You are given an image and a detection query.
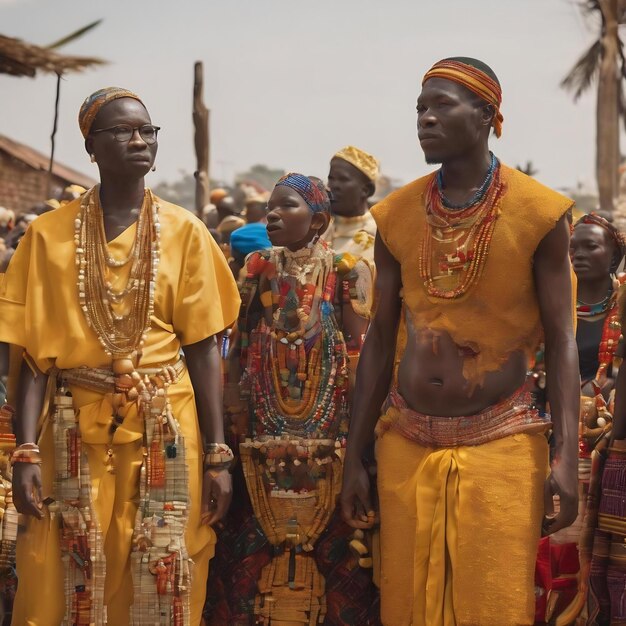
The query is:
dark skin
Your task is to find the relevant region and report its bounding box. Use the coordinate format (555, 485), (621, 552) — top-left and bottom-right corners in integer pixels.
(570, 224), (616, 303)
(265, 186), (329, 251)
(327, 158), (375, 218)
(341, 77), (579, 535)
(571, 223), (618, 395)
(229, 184), (368, 382)
(12, 97), (231, 524)
(266, 185), (367, 344)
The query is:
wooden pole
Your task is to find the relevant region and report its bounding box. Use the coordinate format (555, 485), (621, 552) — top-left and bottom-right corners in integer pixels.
(193, 61), (210, 218)
(47, 72), (62, 197)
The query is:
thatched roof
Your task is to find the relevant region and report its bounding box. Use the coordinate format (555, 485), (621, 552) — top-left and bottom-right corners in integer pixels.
(0, 34), (105, 77)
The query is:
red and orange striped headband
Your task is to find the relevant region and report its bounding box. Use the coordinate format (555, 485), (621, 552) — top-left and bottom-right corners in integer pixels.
(422, 59), (504, 138)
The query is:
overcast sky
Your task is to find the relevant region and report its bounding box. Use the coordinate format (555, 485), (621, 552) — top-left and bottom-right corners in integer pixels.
(0, 0), (606, 193)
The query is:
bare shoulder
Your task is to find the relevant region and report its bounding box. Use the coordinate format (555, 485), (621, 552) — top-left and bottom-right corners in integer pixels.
(534, 213), (570, 268)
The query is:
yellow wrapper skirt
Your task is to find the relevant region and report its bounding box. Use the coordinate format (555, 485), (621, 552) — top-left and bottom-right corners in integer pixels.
(376, 390), (549, 626)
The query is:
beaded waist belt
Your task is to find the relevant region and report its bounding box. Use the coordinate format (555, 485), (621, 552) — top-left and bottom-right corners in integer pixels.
(59, 359), (185, 394)
(377, 386), (551, 447)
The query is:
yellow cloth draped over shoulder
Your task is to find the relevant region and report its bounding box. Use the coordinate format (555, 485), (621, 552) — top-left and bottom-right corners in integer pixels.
(370, 164), (574, 626)
(0, 195), (240, 625)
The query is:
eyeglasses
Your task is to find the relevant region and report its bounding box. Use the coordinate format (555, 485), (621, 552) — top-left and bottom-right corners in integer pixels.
(90, 124), (160, 144)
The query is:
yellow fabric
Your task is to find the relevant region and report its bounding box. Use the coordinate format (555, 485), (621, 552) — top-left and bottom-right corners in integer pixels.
(333, 145), (380, 182)
(0, 193), (240, 623)
(377, 428), (548, 626)
(371, 164), (574, 384)
(0, 194), (240, 372)
(326, 212), (377, 263)
(12, 413), (212, 626)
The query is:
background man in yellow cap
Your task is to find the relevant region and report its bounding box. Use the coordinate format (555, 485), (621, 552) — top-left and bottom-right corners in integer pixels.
(327, 146), (379, 262)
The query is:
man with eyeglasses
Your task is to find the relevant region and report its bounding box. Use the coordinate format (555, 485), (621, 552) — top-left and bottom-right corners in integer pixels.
(0, 87), (240, 625)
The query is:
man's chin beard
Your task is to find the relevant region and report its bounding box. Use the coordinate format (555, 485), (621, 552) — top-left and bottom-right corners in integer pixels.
(425, 155), (442, 165)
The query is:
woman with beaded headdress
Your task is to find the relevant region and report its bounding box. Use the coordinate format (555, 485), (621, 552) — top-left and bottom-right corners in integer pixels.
(206, 173), (376, 625)
(581, 284), (626, 624)
(0, 87), (240, 625)
(546, 212), (626, 623)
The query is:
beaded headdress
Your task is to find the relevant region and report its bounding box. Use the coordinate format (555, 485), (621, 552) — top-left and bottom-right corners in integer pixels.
(275, 173), (330, 214)
(574, 212), (626, 267)
(333, 146), (380, 182)
(422, 57), (504, 138)
(78, 87), (143, 138)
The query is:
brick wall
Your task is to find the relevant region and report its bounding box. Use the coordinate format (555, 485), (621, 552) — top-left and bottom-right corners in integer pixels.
(0, 151), (66, 215)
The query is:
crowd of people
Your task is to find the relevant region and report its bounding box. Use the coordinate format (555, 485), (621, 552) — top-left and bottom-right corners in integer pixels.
(0, 55), (623, 626)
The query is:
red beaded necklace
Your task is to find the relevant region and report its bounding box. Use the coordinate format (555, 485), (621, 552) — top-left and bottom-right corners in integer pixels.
(419, 163), (506, 299)
(593, 276), (625, 384)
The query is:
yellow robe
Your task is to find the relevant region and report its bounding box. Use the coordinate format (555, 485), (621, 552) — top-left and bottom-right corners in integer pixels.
(0, 194), (240, 625)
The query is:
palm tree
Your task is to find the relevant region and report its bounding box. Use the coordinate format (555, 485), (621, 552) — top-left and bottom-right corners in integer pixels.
(561, 0), (626, 213)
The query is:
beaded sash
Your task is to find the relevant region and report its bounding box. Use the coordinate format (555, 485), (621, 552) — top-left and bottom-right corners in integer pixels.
(48, 359), (191, 626)
(377, 387), (550, 447)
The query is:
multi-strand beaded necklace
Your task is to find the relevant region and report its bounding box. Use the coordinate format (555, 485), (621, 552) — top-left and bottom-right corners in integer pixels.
(419, 154), (505, 299)
(75, 185), (159, 369)
(577, 277), (625, 383)
(239, 241), (349, 439)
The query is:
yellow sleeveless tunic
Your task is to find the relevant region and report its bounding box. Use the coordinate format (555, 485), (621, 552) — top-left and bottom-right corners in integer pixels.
(371, 164), (574, 384)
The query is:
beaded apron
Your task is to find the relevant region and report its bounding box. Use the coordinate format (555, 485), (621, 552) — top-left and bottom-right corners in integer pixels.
(46, 359), (191, 626)
(237, 244), (350, 624)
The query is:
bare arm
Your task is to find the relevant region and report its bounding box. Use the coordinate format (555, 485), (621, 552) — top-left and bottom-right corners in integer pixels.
(184, 335), (231, 525)
(185, 335), (226, 446)
(534, 214), (580, 534)
(341, 233), (402, 527)
(13, 358), (48, 519)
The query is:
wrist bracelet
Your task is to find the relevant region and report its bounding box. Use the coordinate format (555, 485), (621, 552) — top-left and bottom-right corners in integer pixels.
(11, 456), (42, 466)
(11, 443), (42, 466)
(203, 443), (234, 468)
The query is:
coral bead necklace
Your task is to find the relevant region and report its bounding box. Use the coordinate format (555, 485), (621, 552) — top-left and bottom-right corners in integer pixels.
(419, 157), (505, 299)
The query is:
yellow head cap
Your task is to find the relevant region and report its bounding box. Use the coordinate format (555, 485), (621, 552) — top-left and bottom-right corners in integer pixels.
(333, 146), (379, 182)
